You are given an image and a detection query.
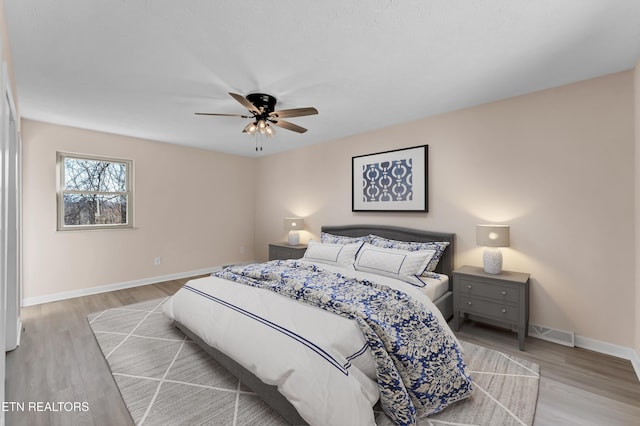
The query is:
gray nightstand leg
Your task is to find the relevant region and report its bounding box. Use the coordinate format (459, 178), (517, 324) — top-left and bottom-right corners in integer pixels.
(518, 328), (525, 351)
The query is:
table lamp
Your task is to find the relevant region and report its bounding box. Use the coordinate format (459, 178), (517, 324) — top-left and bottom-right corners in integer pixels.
(476, 224), (510, 274)
(284, 218), (304, 246)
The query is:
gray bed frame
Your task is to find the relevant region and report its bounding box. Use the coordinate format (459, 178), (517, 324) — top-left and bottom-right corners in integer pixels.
(322, 225), (455, 320)
(174, 224), (455, 425)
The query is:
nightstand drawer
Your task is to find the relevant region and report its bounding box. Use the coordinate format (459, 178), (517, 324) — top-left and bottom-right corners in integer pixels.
(454, 277), (519, 303)
(457, 296), (519, 323)
(270, 246), (291, 260)
(268, 243), (307, 260)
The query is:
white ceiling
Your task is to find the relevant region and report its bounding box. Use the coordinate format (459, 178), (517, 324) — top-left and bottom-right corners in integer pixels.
(5, 0), (640, 157)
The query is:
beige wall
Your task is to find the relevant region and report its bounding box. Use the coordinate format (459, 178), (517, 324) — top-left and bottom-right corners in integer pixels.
(18, 69), (637, 348)
(22, 120), (256, 299)
(256, 71), (635, 347)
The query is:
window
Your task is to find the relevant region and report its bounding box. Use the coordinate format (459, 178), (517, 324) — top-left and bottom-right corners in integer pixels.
(57, 152), (133, 231)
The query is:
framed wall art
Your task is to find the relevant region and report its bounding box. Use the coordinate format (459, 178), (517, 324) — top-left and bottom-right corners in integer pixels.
(352, 145), (428, 212)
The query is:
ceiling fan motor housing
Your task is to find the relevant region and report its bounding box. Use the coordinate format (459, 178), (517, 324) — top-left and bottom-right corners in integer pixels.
(246, 93), (277, 114)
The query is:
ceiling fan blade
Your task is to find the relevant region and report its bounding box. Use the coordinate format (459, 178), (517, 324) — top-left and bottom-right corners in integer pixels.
(229, 92), (260, 114)
(271, 119), (308, 133)
(194, 112), (251, 117)
(269, 107), (318, 119)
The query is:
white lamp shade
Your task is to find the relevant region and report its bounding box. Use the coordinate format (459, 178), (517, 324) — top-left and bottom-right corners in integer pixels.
(284, 218), (304, 231)
(476, 224), (510, 247)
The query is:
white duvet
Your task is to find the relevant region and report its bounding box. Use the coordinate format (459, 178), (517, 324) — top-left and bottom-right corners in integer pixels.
(162, 261), (454, 425)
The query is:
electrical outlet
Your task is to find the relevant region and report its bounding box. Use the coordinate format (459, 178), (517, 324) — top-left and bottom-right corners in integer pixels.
(154, 256), (161, 265)
(239, 246), (246, 254)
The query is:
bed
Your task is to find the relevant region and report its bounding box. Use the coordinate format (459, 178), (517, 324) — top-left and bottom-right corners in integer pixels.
(321, 225), (455, 320)
(162, 224), (470, 425)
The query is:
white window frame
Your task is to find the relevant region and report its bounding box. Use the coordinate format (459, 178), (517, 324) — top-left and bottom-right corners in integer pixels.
(56, 152), (134, 231)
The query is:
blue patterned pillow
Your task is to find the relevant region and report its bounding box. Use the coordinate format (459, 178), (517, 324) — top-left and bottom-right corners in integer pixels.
(320, 232), (369, 245)
(368, 235), (449, 272)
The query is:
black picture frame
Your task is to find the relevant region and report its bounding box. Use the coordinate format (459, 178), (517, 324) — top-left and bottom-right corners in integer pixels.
(352, 145), (428, 212)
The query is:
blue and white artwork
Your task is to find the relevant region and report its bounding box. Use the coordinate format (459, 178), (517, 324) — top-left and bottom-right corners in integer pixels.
(362, 159), (413, 202)
(352, 145), (427, 212)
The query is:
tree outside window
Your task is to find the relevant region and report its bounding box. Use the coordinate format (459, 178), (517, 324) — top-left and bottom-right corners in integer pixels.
(57, 153), (133, 230)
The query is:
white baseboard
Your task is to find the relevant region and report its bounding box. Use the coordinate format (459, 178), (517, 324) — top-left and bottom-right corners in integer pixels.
(575, 335), (640, 382)
(5, 319), (22, 351)
(22, 266), (223, 307)
(631, 351), (640, 381)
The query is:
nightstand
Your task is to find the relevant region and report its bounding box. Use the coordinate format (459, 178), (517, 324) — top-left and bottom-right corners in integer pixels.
(268, 242), (307, 260)
(452, 265), (530, 350)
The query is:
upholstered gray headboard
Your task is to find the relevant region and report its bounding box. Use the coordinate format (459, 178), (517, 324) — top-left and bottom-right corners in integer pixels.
(321, 224), (455, 279)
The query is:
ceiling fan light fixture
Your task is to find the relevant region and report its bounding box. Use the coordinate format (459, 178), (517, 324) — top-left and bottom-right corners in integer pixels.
(265, 125), (275, 137)
(243, 122), (258, 135)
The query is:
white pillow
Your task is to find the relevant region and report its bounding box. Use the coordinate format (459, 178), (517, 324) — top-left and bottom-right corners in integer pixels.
(368, 235), (450, 273)
(303, 240), (363, 267)
(354, 243), (435, 284)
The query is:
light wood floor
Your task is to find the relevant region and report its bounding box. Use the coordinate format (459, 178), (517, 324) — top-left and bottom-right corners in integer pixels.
(5, 277), (640, 425)
(455, 322), (640, 425)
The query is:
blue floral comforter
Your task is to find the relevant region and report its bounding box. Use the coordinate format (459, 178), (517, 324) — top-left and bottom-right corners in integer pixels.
(215, 260), (473, 425)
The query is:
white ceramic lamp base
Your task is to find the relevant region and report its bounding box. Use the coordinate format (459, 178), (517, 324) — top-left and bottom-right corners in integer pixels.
(483, 247), (503, 274)
(288, 231), (300, 246)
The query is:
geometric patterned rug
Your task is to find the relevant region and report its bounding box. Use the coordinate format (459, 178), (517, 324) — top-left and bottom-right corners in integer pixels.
(88, 297), (539, 426)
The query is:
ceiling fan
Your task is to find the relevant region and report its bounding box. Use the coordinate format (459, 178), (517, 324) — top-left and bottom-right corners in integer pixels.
(195, 92), (319, 137)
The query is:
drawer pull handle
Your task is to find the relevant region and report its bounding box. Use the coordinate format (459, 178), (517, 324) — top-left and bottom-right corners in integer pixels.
(501, 291), (507, 296)
(501, 308), (507, 313)
(467, 285), (472, 289)
(467, 301), (472, 306)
